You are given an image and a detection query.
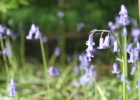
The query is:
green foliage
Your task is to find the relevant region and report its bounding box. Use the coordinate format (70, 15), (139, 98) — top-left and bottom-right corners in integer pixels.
(0, 0), (29, 13)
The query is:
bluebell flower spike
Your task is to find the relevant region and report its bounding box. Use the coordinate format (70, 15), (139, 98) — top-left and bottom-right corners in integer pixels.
(119, 4), (129, 26)
(9, 78), (17, 96)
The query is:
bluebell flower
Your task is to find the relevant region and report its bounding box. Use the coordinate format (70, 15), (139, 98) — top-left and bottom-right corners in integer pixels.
(34, 27), (41, 40)
(113, 41), (120, 52)
(137, 42), (140, 51)
(131, 28), (140, 42)
(126, 84), (131, 91)
(117, 73), (123, 81)
(0, 25), (12, 38)
(79, 65), (96, 86)
(117, 73), (129, 82)
(79, 74), (93, 86)
(73, 66), (80, 74)
(2, 42), (12, 58)
(128, 49), (135, 63)
(86, 48), (94, 61)
(26, 24), (41, 40)
(86, 32), (95, 61)
(42, 36), (48, 43)
(26, 23), (36, 40)
(54, 47), (61, 57)
(123, 26), (127, 36)
(119, 4), (129, 26)
(102, 34), (110, 48)
(48, 66), (60, 77)
(134, 48), (140, 60)
(126, 43), (133, 53)
(9, 78), (17, 96)
(130, 66), (136, 75)
(57, 11), (65, 18)
(6, 28), (12, 36)
(112, 62), (120, 74)
(108, 16), (121, 32)
(79, 54), (89, 70)
(97, 37), (104, 49)
(108, 21), (116, 32)
(136, 78), (140, 88)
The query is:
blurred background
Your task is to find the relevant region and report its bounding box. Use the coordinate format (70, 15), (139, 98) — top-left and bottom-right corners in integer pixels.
(0, 1), (139, 99)
(0, 0), (138, 63)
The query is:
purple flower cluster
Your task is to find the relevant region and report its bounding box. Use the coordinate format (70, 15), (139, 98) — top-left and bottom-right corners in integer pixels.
(79, 54), (90, 70)
(0, 25), (12, 38)
(72, 54), (97, 86)
(85, 29), (120, 62)
(48, 66), (60, 77)
(79, 65), (96, 86)
(119, 4), (129, 26)
(9, 78), (17, 96)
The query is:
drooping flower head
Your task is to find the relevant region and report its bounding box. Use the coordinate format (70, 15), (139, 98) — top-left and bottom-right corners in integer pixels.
(102, 34), (110, 48)
(126, 43), (133, 53)
(97, 32), (110, 49)
(113, 41), (120, 52)
(9, 78), (17, 96)
(34, 27), (41, 40)
(85, 30), (95, 61)
(112, 62), (120, 74)
(26, 23), (41, 40)
(97, 33), (104, 49)
(128, 48), (135, 63)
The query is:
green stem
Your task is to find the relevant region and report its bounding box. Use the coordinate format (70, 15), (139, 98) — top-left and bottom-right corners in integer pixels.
(20, 30), (25, 66)
(122, 35), (128, 100)
(39, 37), (51, 99)
(122, 58), (126, 100)
(94, 79), (97, 100)
(138, 61), (140, 100)
(48, 53), (57, 66)
(0, 39), (9, 85)
(138, 1), (140, 99)
(93, 78), (107, 100)
(124, 36), (128, 77)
